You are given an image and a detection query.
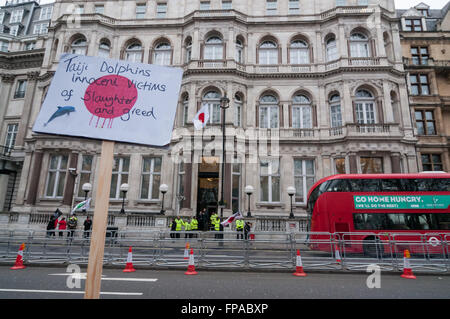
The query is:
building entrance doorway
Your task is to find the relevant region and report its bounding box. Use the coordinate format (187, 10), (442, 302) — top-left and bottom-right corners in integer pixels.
(197, 157), (219, 228)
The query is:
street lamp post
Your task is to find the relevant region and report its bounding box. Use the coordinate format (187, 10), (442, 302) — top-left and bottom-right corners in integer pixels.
(245, 185), (254, 218)
(120, 183), (129, 214)
(82, 183), (92, 213)
(287, 186), (296, 219)
(159, 184), (169, 215)
(219, 94), (230, 218)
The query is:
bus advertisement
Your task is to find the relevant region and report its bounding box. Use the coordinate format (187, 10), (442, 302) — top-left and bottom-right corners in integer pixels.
(306, 174), (450, 256)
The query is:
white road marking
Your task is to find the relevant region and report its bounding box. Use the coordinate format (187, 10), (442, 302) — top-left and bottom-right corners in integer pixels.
(0, 288), (143, 296)
(48, 273), (158, 282)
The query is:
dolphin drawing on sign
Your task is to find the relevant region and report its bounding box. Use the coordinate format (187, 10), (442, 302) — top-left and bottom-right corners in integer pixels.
(44, 106), (76, 126)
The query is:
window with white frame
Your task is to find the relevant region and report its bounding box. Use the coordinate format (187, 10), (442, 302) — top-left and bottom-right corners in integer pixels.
(140, 157), (162, 200)
(326, 37), (338, 61)
(70, 37), (87, 55)
(290, 40), (309, 64)
(0, 12), (5, 24)
(153, 42), (172, 65)
(10, 25), (19, 36)
(177, 161), (185, 198)
(289, 0), (300, 14)
(202, 91), (221, 124)
(110, 157), (130, 199)
(77, 155), (93, 197)
(260, 158), (280, 202)
(259, 95), (279, 129)
(200, 1), (211, 10)
(0, 41), (9, 52)
(355, 89), (376, 125)
(98, 40), (110, 58)
(222, 1), (232, 9)
(94, 5), (104, 14)
(40, 6), (53, 20)
(136, 3), (146, 19)
(157, 3), (167, 18)
(4, 123), (18, 153)
(291, 95), (312, 129)
(350, 33), (370, 58)
(185, 38), (192, 63)
(266, 0), (277, 15)
(14, 80), (27, 99)
(259, 41), (278, 65)
(33, 23), (49, 35)
(182, 94), (189, 126)
(293, 159), (315, 203)
(10, 9), (23, 23)
(329, 94), (342, 128)
(204, 36), (224, 60)
(45, 155), (68, 198)
(235, 39), (244, 63)
(125, 43), (143, 62)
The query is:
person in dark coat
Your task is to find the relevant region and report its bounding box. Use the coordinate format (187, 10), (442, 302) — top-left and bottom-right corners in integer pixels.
(46, 216), (56, 237)
(83, 216), (92, 238)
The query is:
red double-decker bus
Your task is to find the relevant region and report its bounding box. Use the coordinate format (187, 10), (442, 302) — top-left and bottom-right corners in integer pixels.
(306, 173), (450, 255)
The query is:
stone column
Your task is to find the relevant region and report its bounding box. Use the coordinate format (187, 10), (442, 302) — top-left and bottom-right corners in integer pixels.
(26, 151), (44, 205)
(15, 71), (39, 148)
(391, 153), (401, 173)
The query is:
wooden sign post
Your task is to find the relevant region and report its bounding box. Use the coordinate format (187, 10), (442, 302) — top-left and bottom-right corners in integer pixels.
(84, 140), (114, 299)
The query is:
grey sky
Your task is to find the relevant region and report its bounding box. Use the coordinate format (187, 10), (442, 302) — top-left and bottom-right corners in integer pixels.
(0, 0), (449, 10)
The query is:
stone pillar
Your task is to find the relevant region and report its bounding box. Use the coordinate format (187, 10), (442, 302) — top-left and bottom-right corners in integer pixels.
(391, 153), (401, 173)
(349, 154), (358, 173)
(62, 152), (79, 206)
(26, 151), (44, 205)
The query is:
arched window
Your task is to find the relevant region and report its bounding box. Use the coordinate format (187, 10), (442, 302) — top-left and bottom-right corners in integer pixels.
(326, 37), (338, 61)
(185, 38), (192, 63)
(234, 93), (243, 127)
(290, 40), (309, 64)
(291, 95), (312, 128)
(98, 40), (110, 58)
(235, 38), (244, 63)
(349, 32), (370, 58)
(355, 89), (376, 124)
(71, 37), (87, 55)
(125, 42), (143, 62)
(329, 94), (342, 128)
(258, 41), (278, 65)
(182, 93), (189, 126)
(153, 42), (172, 65)
(259, 95), (279, 128)
(204, 36), (223, 60)
(202, 90), (222, 124)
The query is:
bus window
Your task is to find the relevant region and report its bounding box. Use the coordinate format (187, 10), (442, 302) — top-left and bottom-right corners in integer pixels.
(326, 179), (351, 192)
(386, 214), (410, 230)
(353, 213), (385, 230)
(381, 179), (402, 191)
(348, 179), (380, 192)
(431, 179), (450, 191)
(436, 214), (450, 230)
(416, 214), (430, 230)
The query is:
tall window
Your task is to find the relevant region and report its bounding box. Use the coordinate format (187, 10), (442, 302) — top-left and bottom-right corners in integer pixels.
(421, 154), (443, 171)
(294, 159), (315, 204)
(185, 38), (192, 63)
(289, 0), (300, 14)
(140, 157), (162, 200)
(259, 95), (279, 129)
(70, 37), (87, 55)
(415, 110), (436, 135)
(360, 157), (383, 174)
(329, 94), (342, 128)
(335, 158), (346, 174)
(4, 123), (18, 153)
(234, 94), (242, 127)
(136, 3), (146, 19)
(125, 42), (143, 62)
(157, 3), (167, 18)
(291, 95), (312, 129)
(290, 40), (309, 64)
(202, 91), (221, 124)
(182, 94), (189, 126)
(349, 33), (370, 58)
(177, 161), (185, 198)
(260, 158), (280, 203)
(411, 46), (429, 65)
(0, 40), (8, 52)
(153, 42), (172, 65)
(266, 0), (277, 15)
(355, 90), (376, 125)
(110, 157), (130, 199)
(326, 37), (338, 61)
(98, 40), (111, 58)
(14, 80), (27, 99)
(94, 5), (104, 14)
(200, 1), (211, 10)
(235, 39), (244, 63)
(204, 36), (223, 60)
(40, 6), (53, 20)
(33, 23), (49, 35)
(231, 162), (241, 212)
(45, 155), (68, 198)
(410, 74), (430, 95)
(222, 1), (232, 9)
(77, 155), (93, 197)
(10, 9), (23, 23)
(258, 41), (278, 65)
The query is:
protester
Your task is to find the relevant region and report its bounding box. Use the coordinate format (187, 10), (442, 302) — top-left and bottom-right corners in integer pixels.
(83, 216), (92, 238)
(46, 216), (56, 237)
(67, 214), (78, 238)
(58, 217), (67, 237)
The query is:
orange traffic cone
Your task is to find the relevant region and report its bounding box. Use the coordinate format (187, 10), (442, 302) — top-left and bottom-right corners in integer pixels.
(185, 248), (197, 275)
(334, 244), (342, 263)
(401, 249), (416, 279)
(184, 242), (190, 260)
(123, 247), (136, 273)
(11, 243), (26, 270)
(293, 249), (307, 277)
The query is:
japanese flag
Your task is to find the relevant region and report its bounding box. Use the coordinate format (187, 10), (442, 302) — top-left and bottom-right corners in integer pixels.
(193, 104), (209, 130)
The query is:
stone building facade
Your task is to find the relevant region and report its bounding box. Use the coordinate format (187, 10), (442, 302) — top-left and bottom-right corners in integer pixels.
(2, 0), (428, 228)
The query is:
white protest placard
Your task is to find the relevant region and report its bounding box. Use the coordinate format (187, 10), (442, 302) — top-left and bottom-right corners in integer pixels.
(33, 54), (183, 147)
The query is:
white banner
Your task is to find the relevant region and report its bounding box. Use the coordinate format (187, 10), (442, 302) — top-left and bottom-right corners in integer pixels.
(33, 54), (183, 147)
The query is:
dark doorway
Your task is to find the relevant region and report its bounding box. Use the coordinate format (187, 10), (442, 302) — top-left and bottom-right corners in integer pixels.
(197, 157), (220, 223)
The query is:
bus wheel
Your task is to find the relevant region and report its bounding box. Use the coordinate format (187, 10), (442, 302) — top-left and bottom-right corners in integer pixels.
(363, 237), (382, 258)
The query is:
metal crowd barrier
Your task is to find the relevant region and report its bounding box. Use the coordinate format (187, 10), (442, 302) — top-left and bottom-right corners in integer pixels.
(0, 229), (449, 273)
